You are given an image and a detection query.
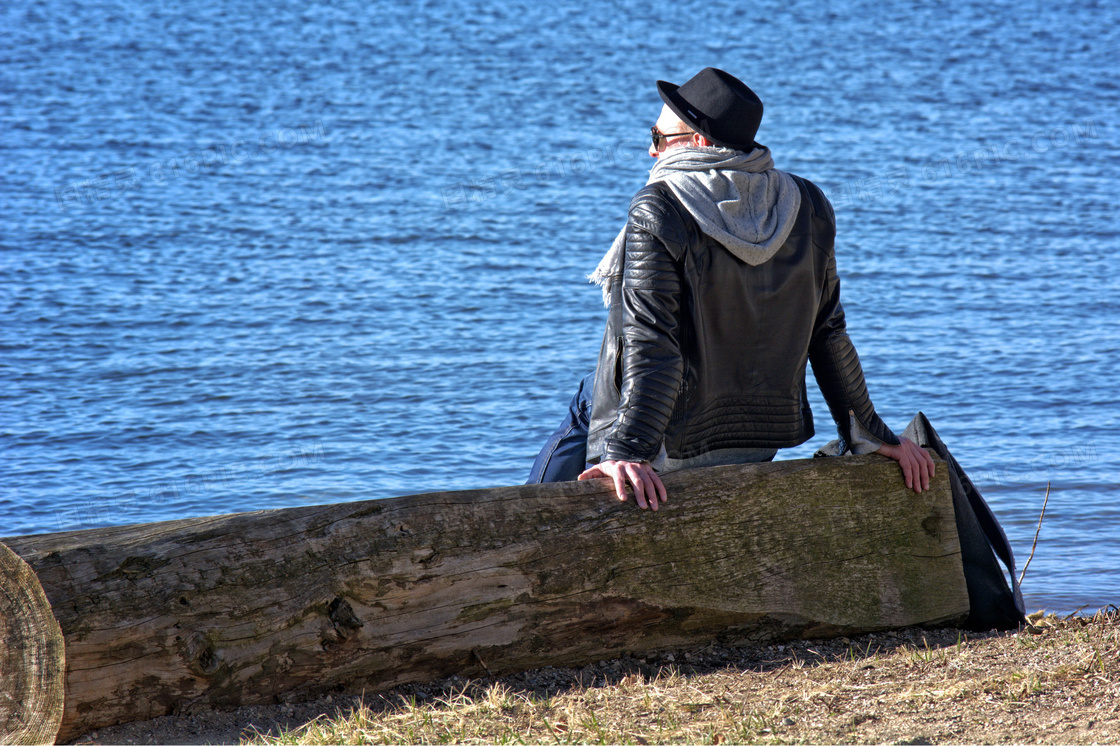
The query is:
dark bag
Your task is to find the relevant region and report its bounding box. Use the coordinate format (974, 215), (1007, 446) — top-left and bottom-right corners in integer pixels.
(817, 412), (1027, 631)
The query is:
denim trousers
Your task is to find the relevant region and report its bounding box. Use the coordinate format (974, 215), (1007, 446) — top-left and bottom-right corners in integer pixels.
(527, 373), (595, 484)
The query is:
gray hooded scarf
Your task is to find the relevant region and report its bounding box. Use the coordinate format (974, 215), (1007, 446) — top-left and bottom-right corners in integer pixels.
(590, 145), (802, 305)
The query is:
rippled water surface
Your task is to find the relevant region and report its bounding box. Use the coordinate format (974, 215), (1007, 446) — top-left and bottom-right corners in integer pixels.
(2, 0), (1118, 613)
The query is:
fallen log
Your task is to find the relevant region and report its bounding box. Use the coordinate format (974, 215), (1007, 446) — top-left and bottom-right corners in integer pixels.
(2, 454), (968, 743)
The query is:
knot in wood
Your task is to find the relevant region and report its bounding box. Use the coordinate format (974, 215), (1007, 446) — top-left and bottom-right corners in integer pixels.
(183, 631), (219, 676)
(328, 597), (363, 632)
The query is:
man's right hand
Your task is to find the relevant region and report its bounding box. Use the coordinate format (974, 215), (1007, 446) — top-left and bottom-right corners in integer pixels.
(578, 460), (668, 511)
(875, 437), (936, 493)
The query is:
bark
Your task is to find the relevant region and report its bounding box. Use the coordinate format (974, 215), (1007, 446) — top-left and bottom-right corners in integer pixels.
(2, 455), (968, 742)
(1, 541), (65, 745)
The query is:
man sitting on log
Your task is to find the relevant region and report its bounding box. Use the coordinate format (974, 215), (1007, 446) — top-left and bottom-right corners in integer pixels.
(528, 67), (935, 509)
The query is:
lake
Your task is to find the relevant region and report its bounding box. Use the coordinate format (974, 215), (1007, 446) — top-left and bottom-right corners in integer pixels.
(1, 0), (1117, 613)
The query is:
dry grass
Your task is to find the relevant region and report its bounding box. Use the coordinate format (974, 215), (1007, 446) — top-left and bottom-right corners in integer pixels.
(243, 607), (1120, 746)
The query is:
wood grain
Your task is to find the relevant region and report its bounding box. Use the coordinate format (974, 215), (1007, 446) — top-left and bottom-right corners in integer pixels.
(1, 541), (65, 745)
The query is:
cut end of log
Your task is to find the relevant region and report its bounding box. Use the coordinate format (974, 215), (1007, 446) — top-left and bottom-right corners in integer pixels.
(1, 541), (65, 746)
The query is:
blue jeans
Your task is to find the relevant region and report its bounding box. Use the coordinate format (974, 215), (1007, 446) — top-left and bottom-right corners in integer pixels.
(527, 373), (595, 484)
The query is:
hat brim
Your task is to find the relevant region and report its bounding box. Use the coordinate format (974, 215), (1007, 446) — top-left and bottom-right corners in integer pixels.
(656, 79), (759, 151)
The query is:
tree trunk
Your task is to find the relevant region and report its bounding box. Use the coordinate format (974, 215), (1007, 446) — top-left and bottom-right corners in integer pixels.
(3, 454), (968, 743)
(1, 541), (65, 745)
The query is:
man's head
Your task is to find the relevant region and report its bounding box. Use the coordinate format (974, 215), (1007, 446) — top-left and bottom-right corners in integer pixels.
(654, 67), (763, 152)
(649, 105), (710, 158)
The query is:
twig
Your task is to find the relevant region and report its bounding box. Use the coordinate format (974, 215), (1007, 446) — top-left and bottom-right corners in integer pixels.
(1018, 481), (1050, 586)
(472, 648), (493, 677)
(1063, 604), (1090, 621)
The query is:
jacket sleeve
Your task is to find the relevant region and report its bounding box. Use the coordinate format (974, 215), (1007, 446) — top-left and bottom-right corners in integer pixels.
(806, 192), (900, 452)
(602, 188), (688, 463)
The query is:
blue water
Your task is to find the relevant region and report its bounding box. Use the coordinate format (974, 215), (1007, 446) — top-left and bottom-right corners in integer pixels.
(1, 0), (1117, 614)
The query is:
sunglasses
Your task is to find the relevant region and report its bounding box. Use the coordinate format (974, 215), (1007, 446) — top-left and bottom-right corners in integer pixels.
(651, 126), (695, 150)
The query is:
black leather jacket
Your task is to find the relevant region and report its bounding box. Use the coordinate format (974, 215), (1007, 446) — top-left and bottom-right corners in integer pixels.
(587, 174), (900, 463)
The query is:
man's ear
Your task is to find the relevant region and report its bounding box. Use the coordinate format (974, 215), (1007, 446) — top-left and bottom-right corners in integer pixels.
(695, 134), (711, 147)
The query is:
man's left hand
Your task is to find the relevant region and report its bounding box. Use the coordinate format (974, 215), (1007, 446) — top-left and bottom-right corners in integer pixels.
(578, 460), (667, 510)
(875, 437), (937, 493)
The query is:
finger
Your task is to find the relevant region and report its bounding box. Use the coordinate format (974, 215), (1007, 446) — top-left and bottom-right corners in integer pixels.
(620, 464), (645, 509)
(909, 453), (924, 493)
(909, 445), (931, 492)
(626, 464), (649, 510)
(898, 446), (914, 489)
(612, 469), (629, 503)
(650, 469), (668, 505)
(900, 454), (914, 490)
(631, 465), (658, 511)
(643, 472), (659, 512)
(904, 452), (922, 492)
(577, 466), (604, 481)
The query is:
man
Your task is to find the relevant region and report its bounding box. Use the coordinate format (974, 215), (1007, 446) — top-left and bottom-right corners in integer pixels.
(529, 67), (934, 509)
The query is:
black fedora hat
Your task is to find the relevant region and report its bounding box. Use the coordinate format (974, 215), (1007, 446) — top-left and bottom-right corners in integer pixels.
(657, 68), (763, 151)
